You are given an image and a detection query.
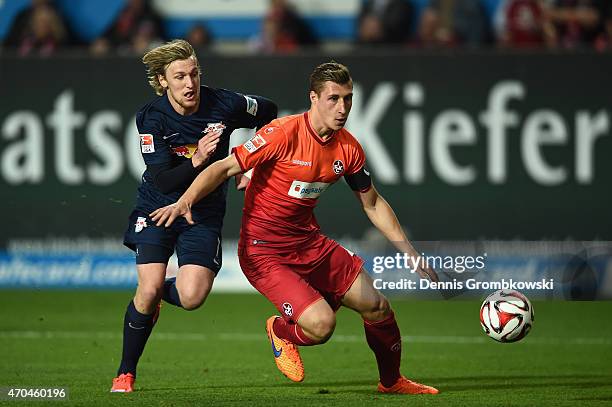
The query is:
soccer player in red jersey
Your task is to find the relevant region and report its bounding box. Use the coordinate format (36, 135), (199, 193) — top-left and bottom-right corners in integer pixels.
(151, 62), (440, 395)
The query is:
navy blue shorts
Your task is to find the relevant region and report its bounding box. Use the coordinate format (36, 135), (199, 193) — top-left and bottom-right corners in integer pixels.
(123, 210), (222, 274)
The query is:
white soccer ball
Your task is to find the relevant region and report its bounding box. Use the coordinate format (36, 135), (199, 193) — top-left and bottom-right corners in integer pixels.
(479, 290), (534, 343)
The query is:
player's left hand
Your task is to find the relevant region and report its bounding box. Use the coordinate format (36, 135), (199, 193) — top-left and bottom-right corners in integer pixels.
(150, 199), (194, 227)
(234, 173), (250, 191)
(235, 168), (253, 191)
(192, 128), (222, 168)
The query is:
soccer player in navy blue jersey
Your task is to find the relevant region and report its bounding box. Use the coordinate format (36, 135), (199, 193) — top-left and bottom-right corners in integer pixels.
(110, 39), (277, 392)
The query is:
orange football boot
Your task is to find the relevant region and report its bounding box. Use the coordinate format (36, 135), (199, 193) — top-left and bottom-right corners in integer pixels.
(265, 316), (304, 382)
(377, 376), (439, 395)
(110, 373), (135, 393)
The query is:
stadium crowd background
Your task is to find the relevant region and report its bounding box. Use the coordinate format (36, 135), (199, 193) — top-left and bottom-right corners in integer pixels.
(1, 0), (612, 56)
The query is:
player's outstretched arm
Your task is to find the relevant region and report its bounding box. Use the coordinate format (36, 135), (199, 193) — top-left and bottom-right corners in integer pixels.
(150, 154), (242, 227)
(354, 186), (439, 282)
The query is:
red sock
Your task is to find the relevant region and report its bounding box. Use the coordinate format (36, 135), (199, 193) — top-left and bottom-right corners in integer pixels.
(364, 311), (402, 387)
(273, 317), (317, 346)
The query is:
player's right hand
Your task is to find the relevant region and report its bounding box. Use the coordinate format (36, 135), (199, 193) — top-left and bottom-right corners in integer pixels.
(415, 264), (440, 283)
(150, 199), (194, 227)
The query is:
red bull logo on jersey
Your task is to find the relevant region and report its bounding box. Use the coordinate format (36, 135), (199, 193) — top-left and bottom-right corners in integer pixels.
(288, 180), (330, 199)
(134, 216), (148, 233)
(171, 144), (198, 158)
(204, 122), (226, 134)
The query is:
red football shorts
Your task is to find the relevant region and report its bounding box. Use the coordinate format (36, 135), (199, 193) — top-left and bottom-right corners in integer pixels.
(238, 233), (364, 323)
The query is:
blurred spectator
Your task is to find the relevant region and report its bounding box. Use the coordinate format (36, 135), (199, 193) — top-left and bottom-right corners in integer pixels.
(90, 0), (164, 55)
(495, 0), (556, 48)
(597, 2), (612, 50)
(356, 0), (415, 45)
(3, 0), (73, 56)
(250, 0), (318, 54)
(186, 24), (213, 50)
(545, 0), (607, 49)
(418, 0), (492, 47)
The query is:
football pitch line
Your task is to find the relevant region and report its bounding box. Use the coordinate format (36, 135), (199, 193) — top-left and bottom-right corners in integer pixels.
(1, 330), (611, 346)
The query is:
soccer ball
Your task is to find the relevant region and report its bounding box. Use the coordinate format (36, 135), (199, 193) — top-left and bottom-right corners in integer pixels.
(479, 290), (534, 343)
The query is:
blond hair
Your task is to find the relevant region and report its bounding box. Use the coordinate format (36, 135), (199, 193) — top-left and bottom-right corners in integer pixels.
(309, 62), (352, 95)
(142, 39), (201, 96)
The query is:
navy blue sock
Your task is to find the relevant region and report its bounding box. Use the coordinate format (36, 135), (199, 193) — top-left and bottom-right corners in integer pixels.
(162, 277), (183, 307)
(117, 300), (155, 377)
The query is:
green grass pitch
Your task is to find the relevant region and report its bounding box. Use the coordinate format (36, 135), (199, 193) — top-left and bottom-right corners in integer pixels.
(1, 291), (611, 406)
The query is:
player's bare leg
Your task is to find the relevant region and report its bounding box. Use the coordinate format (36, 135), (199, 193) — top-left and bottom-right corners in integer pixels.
(266, 299), (336, 382)
(295, 299), (336, 343)
(342, 269), (439, 395)
(161, 264), (214, 309)
(133, 263), (166, 313)
(174, 265), (215, 310)
(112, 263), (166, 393)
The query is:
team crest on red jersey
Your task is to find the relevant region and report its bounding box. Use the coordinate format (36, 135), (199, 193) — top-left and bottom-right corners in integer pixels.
(282, 302), (293, 316)
(333, 159), (344, 175)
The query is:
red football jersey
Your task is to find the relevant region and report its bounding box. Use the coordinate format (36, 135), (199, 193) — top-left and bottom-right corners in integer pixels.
(232, 112), (366, 248)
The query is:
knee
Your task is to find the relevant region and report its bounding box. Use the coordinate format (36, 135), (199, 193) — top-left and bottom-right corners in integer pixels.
(179, 288), (208, 311)
(361, 296), (392, 322)
(175, 268), (214, 310)
(135, 284), (163, 312)
(307, 313), (336, 344)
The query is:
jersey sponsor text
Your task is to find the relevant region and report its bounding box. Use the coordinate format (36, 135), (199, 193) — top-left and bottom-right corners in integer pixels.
(288, 180), (330, 199)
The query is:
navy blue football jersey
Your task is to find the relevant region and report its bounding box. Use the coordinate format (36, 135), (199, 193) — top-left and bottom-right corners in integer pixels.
(133, 85), (276, 224)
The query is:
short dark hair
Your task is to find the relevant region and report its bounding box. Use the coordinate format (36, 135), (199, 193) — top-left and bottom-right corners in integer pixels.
(309, 62), (352, 95)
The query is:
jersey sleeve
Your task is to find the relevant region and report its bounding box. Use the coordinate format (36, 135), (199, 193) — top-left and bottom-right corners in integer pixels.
(231, 123), (286, 172)
(221, 89), (278, 130)
(344, 139), (372, 192)
(136, 109), (173, 165)
(148, 161), (199, 194)
(346, 140), (367, 175)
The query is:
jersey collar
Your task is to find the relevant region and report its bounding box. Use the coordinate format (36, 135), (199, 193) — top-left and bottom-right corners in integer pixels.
(304, 112), (335, 146)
